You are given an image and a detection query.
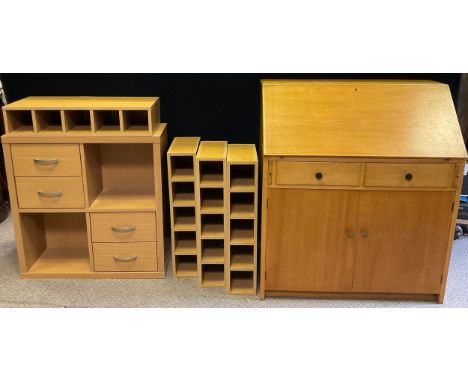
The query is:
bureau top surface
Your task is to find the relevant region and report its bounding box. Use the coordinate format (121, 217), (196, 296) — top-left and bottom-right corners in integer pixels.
(261, 80), (467, 159)
(3, 96), (158, 110)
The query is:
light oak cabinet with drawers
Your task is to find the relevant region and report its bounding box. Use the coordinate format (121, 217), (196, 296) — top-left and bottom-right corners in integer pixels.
(260, 80), (467, 303)
(1, 97), (167, 278)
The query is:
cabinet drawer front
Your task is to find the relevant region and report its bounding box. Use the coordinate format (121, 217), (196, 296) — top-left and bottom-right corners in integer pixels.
(11, 144), (82, 176)
(93, 242), (157, 272)
(275, 161), (362, 186)
(16, 177), (85, 208)
(365, 163), (454, 188)
(91, 212), (156, 242)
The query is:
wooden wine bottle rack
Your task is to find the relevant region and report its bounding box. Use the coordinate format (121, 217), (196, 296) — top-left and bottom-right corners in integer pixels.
(167, 139), (258, 295)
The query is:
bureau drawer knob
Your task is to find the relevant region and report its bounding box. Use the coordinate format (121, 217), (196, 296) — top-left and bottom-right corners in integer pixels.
(111, 226), (136, 233)
(33, 158), (59, 165)
(113, 255), (138, 262)
(315, 171), (323, 180)
(405, 173), (413, 181)
(37, 191), (63, 198)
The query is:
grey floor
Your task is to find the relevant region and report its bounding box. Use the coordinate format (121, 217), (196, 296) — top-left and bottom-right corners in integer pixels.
(0, 214), (467, 308)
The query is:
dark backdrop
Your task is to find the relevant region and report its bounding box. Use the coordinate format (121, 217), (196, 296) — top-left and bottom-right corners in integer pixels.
(0, 74), (462, 145)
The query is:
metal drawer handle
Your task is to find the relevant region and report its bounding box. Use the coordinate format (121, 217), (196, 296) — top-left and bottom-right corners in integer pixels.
(111, 226), (136, 233)
(33, 158), (59, 165)
(113, 255), (138, 262)
(37, 191), (63, 198)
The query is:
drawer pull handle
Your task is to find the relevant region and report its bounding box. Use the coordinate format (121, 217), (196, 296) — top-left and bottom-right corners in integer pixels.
(361, 229), (368, 239)
(113, 255), (138, 262)
(37, 191), (63, 198)
(33, 158), (59, 165)
(405, 173), (413, 181)
(315, 171), (323, 180)
(111, 226), (136, 233)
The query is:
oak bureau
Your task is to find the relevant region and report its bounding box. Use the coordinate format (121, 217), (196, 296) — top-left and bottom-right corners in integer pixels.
(260, 80), (467, 303)
(1, 97), (167, 278)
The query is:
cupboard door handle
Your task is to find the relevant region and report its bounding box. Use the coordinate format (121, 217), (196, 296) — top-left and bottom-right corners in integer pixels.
(315, 171), (323, 180)
(405, 173), (413, 181)
(361, 229), (368, 239)
(346, 228), (354, 238)
(111, 226), (136, 233)
(33, 158), (59, 165)
(37, 191), (63, 198)
(113, 255), (138, 262)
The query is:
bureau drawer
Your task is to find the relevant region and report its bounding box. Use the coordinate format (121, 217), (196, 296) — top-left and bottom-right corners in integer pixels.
(275, 161), (362, 186)
(93, 242), (157, 272)
(90, 212), (157, 242)
(364, 163), (454, 188)
(15, 177), (85, 208)
(11, 144), (82, 176)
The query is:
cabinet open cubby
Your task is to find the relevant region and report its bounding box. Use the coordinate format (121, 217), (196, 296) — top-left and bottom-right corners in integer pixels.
(20, 212), (90, 275)
(230, 219), (255, 244)
(199, 161), (224, 187)
(201, 214), (224, 238)
(201, 239), (224, 264)
(35, 110), (63, 133)
(84, 143), (155, 210)
(173, 207), (196, 231)
(230, 192), (254, 219)
(174, 231), (197, 254)
(230, 271), (254, 294)
(230, 164), (255, 191)
(170, 156), (194, 181)
(121, 110), (149, 133)
(175, 255), (198, 277)
(5, 110), (34, 133)
(200, 188), (224, 213)
(201, 264), (225, 287)
(172, 182), (195, 206)
(93, 110), (121, 132)
(230, 245), (254, 271)
(63, 110), (92, 133)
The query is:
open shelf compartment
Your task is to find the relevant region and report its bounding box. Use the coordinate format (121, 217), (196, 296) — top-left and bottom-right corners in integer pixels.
(63, 110), (92, 133)
(170, 156), (195, 181)
(93, 110), (121, 133)
(122, 110), (150, 134)
(173, 207), (196, 231)
(5, 110), (34, 133)
(174, 231), (197, 254)
(172, 182), (195, 207)
(201, 239), (224, 264)
(34, 110), (63, 133)
(230, 219), (255, 244)
(84, 144), (155, 210)
(230, 164), (255, 191)
(230, 192), (254, 219)
(200, 188), (224, 213)
(230, 245), (254, 271)
(199, 161), (224, 187)
(230, 271), (254, 294)
(201, 264), (225, 287)
(201, 214), (224, 238)
(175, 255), (198, 277)
(20, 212), (90, 275)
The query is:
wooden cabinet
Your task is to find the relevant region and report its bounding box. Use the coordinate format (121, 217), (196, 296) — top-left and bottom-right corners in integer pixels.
(1, 96), (167, 279)
(260, 80), (467, 303)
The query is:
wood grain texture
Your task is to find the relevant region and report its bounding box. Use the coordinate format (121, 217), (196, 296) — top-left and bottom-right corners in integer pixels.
(90, 212), (157, 242)
(265, 189), (359, 292)
(93, 242), (157, 272)
(11, 143), (82, 176)
(275, 161), (362, 186)
(353, 191), (453, 293)
(15, 176), (85, 209)
(262, 80), (467, 159)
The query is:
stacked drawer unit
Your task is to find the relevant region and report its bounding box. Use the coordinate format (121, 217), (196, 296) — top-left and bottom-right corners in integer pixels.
(2, 97), (167, 279)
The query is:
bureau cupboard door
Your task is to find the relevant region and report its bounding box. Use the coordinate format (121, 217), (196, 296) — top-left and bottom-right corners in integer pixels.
(265, 189), (358, 292)
(353, 191), (453, 294)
